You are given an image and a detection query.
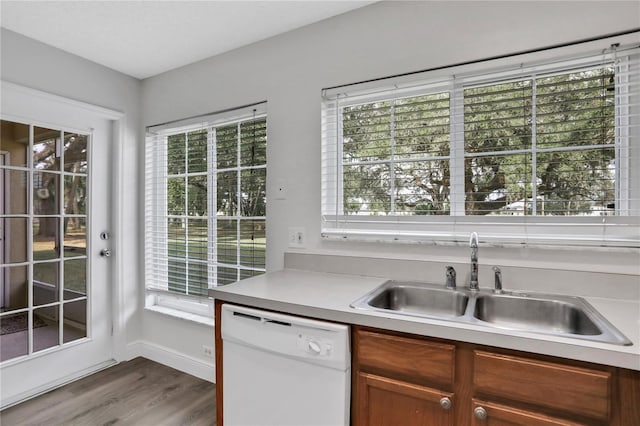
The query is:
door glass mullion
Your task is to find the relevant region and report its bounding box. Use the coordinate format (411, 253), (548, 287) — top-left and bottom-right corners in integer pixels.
(83, 131), (92, 340)
(28, 124), (34, 356)
(62, 131), (90, 341)
(32, 126), (62, 353)
(58, 129), (64, 346)
(236, 122), (241, 283)
(58, 302), (64, 346)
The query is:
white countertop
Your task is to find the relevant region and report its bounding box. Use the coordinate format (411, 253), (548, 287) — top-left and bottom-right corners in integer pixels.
(209, 268), (640, 371)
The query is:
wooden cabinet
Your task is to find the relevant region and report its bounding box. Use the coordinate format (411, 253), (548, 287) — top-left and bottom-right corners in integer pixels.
(470, 400), (585, 426)
(472, 350), (612, 424)
(355, 329), (455, 386)
(353, 328), (456, 426)
(357, 372), (453, 426)
(352, 326), (640, 426)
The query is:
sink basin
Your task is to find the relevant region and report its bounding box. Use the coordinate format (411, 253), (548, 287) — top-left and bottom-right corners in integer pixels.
(350, 280), (631, 346)
(473, 294), (601, 335)
(351, 281), (469, 318)
(471, 293), (631, 345)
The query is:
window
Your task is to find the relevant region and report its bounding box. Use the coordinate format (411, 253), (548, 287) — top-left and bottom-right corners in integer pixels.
(342, 92), (451, 215)
(322, 44), (639, 247)
(464, 67), (616, 216)
(145, 104), (267, 309)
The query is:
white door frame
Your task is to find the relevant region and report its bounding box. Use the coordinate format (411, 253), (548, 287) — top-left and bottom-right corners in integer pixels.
(0, 81), (127, 407)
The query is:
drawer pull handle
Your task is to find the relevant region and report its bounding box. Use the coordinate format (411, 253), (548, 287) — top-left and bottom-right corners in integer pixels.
(439, 397), (452, 410)
(474, 406), (487, 420)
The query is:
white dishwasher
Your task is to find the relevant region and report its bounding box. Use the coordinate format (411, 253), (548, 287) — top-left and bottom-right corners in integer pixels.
(221, 304), (350, 426)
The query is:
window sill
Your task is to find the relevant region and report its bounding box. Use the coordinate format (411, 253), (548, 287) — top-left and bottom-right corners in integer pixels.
(145, 305), (214, 327)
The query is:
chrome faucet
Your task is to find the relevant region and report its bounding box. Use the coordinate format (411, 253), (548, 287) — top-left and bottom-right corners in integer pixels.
(469, 232), (479, 290)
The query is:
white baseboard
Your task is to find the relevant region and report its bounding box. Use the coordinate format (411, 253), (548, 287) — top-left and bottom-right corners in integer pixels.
(1, 360), (116, 410)
(2, 343), (214, 409)
(126, 340), (215, 383)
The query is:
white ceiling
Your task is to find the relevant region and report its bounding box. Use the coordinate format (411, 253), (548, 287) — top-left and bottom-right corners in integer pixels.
(1, 1), (375, 79)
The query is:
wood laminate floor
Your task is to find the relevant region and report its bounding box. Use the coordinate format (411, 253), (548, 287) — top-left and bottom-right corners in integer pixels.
(0, 357), (216, 426)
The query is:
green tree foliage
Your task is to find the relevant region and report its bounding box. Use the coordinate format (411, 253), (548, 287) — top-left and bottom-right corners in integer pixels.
(342, 66), (616, 217)
(33, 131), (88, 237)
(342, 93), (450, 215)
(239, 119), (266, 217)
(464, 80), (533, 214)
(534, 69), (615, 215)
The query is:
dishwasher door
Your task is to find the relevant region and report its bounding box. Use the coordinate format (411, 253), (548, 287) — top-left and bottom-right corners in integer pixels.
(221, 305), (350, 426)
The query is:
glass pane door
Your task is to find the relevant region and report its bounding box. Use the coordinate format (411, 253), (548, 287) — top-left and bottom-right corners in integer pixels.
(1, 82), (116, 409)
(1, 121), (88, 362)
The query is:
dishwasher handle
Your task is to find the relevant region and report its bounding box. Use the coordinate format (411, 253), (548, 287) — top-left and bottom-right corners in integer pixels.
(231, 310), (291, 327)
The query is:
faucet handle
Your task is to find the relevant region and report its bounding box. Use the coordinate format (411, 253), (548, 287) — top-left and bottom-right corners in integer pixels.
(493, 266), (503, 294)
(445, 266), (457, 289)
(469, 231), (479, 247)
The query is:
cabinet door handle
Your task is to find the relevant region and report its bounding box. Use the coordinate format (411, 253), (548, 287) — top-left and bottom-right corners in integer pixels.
(439, 397), (452, 410)
(474, 406), (488, 420)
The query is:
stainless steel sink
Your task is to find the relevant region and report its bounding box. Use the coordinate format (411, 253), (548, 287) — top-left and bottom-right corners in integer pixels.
(351, 281), (469, 319)
(473, 294), (601, 335)
(351, 280), (632, 346)
(471, 292), (631, 345)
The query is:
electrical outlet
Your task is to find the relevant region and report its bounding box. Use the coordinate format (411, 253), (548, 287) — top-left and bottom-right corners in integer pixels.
(288, 227), (306, 248)
(202, 345), (214, 358)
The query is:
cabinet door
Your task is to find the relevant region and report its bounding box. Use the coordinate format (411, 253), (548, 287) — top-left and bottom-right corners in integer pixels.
(354, 372), (454, 426)
(470, 400), (587, 426)
(473, 350), (611, 422)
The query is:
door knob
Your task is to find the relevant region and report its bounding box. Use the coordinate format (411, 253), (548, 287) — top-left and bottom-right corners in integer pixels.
(100, 248), (111, 257)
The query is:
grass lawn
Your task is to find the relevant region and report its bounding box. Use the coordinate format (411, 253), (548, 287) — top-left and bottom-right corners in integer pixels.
(33, 231), (86, 294)
(167, 225), (265, 294)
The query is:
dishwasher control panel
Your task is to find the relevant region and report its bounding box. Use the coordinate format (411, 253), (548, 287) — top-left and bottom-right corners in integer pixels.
(298, 334), (334, 357)
(222, 304), (350, 370)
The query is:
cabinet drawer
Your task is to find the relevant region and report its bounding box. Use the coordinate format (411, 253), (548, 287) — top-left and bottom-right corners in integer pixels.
(473, 350), (611, 421)
(471, 399), (588, 426)
(355, 329), (455, 387)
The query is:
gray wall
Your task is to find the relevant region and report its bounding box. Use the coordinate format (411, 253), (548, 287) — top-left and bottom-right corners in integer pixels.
(141, 1), (640, 365)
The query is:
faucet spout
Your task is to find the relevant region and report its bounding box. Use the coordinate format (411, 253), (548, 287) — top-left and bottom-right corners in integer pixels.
(469, 232), (479, 290)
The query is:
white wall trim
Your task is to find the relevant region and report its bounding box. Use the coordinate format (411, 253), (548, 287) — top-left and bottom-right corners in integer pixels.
(111, 116), (128, 363)
(0, 360), (116, 410)
(1, 80), (124, 120)
(126, 340), (215, 383)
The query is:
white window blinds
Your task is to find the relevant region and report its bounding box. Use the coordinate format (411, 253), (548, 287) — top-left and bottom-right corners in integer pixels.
(321, 39), (640, 248)
(145, 103), (267, 296)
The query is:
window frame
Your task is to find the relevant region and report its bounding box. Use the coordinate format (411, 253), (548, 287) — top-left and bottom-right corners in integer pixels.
(321, 46), (640, 248)
(144, 104), (267, 316)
